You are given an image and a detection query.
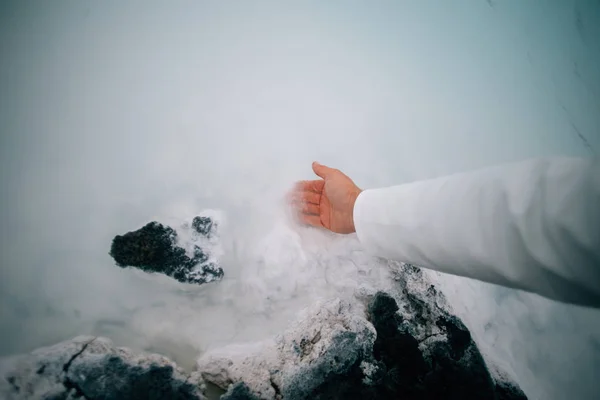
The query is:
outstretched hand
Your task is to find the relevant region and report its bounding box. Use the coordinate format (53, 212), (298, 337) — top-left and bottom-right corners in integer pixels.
(289, 162), (362, 234)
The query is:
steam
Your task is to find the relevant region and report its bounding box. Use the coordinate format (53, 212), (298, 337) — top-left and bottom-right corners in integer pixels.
(1, 1), (599, 399)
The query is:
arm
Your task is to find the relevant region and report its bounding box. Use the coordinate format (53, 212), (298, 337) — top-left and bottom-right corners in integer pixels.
(292, 159), (600, 307)
(353, 158), (600, 307)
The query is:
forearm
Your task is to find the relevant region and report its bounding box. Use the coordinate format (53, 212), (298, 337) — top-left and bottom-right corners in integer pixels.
(354, 158), (600, 307)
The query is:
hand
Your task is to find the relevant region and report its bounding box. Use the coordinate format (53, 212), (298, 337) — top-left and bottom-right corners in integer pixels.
(289, 162), (362, 234)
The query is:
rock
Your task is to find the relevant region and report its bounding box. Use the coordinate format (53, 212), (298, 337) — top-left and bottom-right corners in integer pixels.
(1, 260), (528, 400)
(0, 336), (205, 400)
(192, 216), (215, 237)
(488, 365), (528, 400)
(109, 216), (223, 285)
(494, 380), (528, 400)
(276, 300), (376, 400)
(195, 262), (527, 400)
(196, 299), (376, 400)
(221, 383), (261, 400)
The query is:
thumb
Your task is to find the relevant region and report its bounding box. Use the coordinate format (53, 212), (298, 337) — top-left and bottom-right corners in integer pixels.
(312, 162), (335, 179)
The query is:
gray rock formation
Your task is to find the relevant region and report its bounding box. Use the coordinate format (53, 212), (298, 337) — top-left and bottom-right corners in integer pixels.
(198, 298), (376, 399)
(196, 262), (528, 400)
(0, 262), (527, 400)
(0, 336), (205, 400)
(109, 215), (223, 285)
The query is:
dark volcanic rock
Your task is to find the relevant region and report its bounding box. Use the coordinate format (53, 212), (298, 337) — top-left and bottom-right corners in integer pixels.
(192, 216), (215, 237)
(110, 218), (223, 285)
(285, 293), (496, 400)
(367, 292), (429, 398)
(197, 263), (527, 400)
(493, 376), (528, 400)
(110, 222), (195, 273)
(375, 291), (495, 399)
(220, 382), (261, 400)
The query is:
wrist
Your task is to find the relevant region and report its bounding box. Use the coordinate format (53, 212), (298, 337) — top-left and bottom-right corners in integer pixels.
(349, 188), (362, 233)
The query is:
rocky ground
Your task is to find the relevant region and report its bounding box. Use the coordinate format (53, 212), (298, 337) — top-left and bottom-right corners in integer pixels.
(0, 217), (528, 399)
(197, 262), (527, 400)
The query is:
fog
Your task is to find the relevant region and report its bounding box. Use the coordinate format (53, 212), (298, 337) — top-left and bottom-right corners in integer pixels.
(1, 1), (599, 399)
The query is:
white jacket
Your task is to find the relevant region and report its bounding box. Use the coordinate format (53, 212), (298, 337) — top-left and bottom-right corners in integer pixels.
(354, 158), (600, 308)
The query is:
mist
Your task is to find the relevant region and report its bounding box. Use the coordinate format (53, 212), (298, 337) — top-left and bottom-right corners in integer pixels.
(1, 1), (599, 399)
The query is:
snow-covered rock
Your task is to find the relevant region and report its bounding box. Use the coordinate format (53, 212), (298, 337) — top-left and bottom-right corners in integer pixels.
(196, 262), (528, 400)
(0, 262), (528, 399)
(0, 336), (205, 400)
(197, 298), (375, 399)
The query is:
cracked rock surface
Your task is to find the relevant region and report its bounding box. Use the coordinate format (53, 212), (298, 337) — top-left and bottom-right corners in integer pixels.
(0, 336), (205, 400)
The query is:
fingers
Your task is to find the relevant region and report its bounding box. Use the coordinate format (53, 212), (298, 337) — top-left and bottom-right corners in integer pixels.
(288, 169), (329, 229)
(299, 213), (322, 228)
(288, 189), (320, 216)
(294, 201), (319, 215)
(289, 189), (320, 205)
(293, 180), (324, 194)
(289, 198), (321, 226)
(312, 162), (336, 179)
(288, 180), (322, 227)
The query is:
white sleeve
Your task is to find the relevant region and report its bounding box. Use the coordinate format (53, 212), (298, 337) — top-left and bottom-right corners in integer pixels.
(353, 158), (600, 308)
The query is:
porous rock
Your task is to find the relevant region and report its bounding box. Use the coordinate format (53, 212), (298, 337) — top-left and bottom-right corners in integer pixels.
(109, 216), (223, 285)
